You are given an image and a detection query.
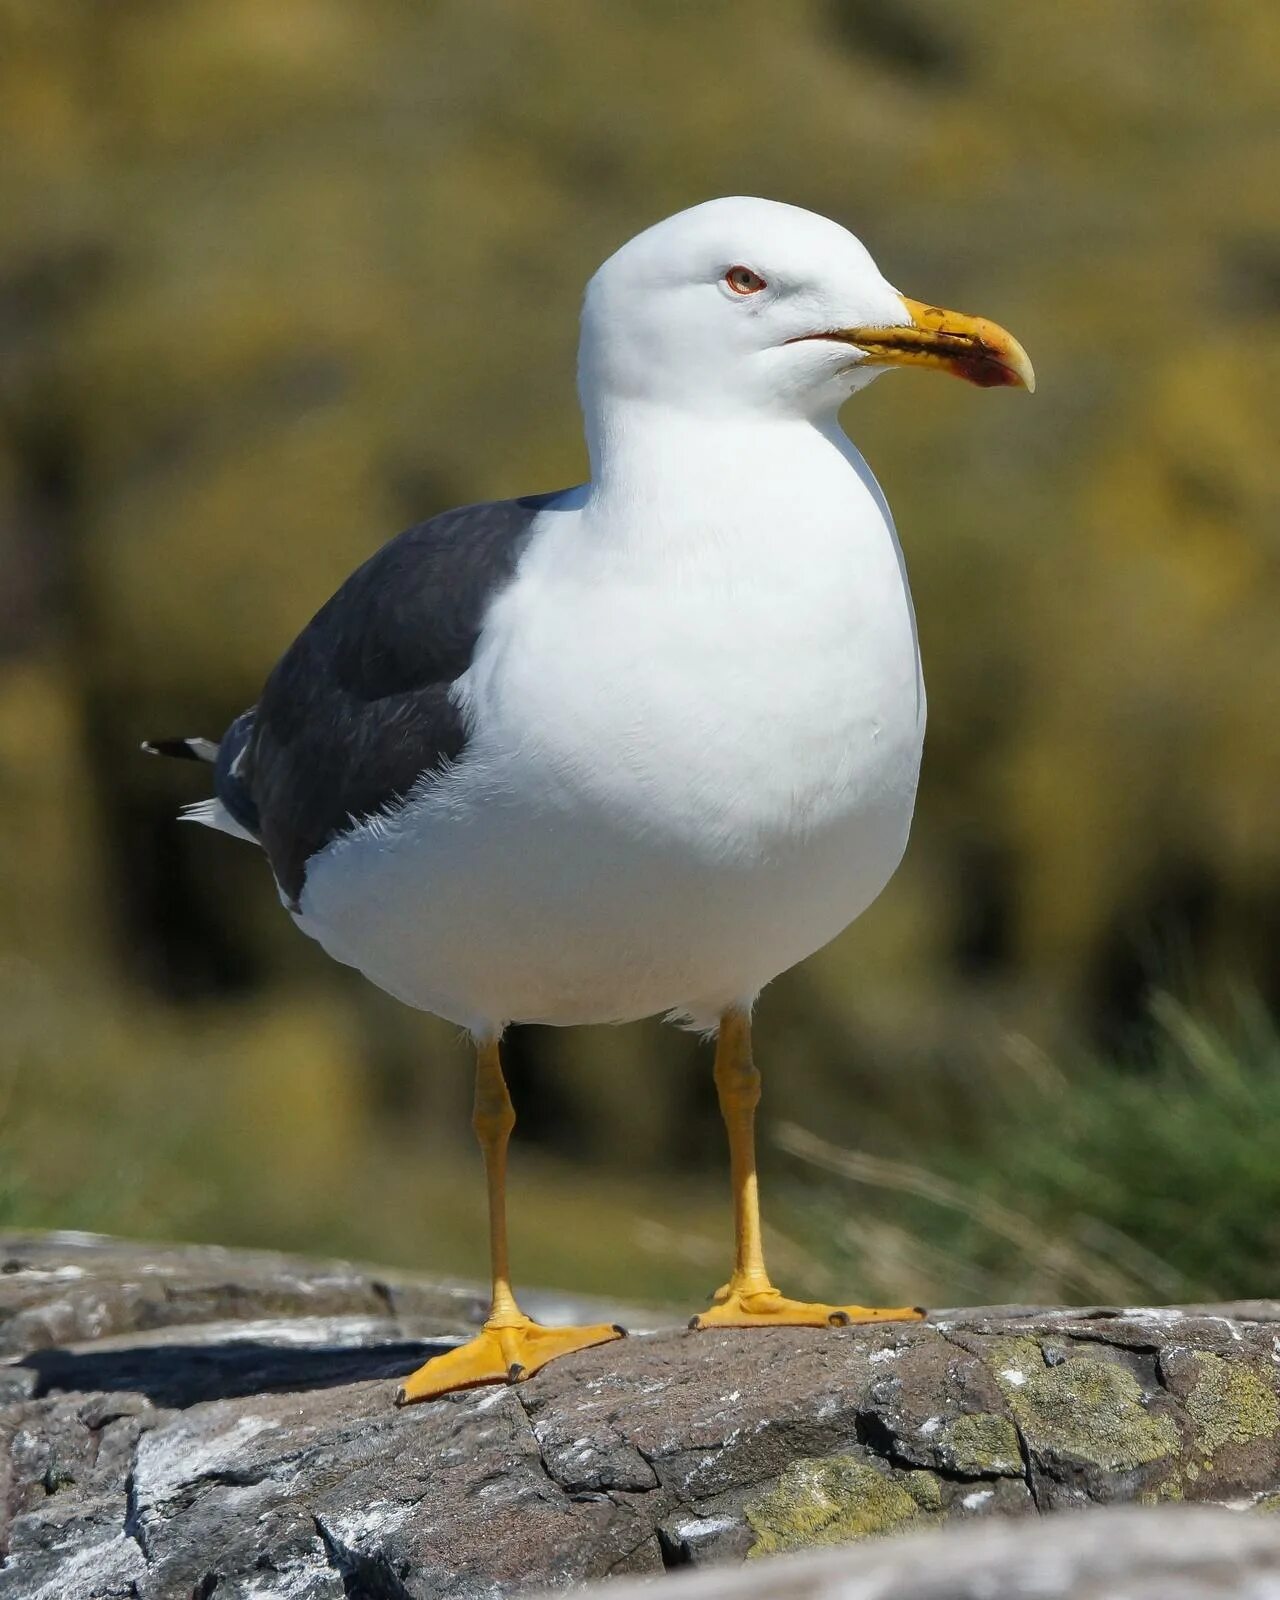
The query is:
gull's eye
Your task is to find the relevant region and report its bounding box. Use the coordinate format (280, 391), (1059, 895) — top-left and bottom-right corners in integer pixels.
(725, 265), (767, 296)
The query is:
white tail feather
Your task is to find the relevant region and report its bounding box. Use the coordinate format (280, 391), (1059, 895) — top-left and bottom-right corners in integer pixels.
(180, 799), (259, 845)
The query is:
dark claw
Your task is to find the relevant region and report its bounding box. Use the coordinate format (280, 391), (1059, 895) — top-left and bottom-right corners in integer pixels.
(828, 1311), (851, 1327)
(612, 1324), (629, 1337)
(687, 1315), (703, 1330)
(393, 1385), (408, 1407)
(508, 1362), (526, 1380)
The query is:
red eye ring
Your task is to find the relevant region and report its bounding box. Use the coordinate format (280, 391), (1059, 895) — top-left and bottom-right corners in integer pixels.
(725, 265), (767, 295)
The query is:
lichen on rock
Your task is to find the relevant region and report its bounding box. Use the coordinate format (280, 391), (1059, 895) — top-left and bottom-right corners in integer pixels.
(939, 1411), (1025, 1477)
(746, 1455), (939, 1556)
(1185, 1351), (1280, 1458)
(988, 1338), (1179, 1472)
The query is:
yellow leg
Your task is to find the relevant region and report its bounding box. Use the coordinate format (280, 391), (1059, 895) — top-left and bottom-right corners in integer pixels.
(396, 1038), (623, 1404)
(689, 1010), (925, 1330)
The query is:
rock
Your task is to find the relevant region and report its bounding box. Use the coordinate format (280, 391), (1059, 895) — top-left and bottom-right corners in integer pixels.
(1, 1233), (1278, 1598)
(585, 1505), (1280, 1599)
(0, 1230), (492, 1361)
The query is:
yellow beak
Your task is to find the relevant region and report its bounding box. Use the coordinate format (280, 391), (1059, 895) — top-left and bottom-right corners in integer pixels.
(794, 296), (1035, 392)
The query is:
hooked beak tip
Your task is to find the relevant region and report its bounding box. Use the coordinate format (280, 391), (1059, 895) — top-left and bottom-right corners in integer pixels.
(806, 297), (1035, 394)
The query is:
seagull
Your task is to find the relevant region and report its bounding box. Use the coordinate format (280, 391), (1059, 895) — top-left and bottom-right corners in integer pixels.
(145, 197), (1033, 1405)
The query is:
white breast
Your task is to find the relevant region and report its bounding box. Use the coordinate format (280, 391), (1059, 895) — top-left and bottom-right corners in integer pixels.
(297, 419), (925, 1036)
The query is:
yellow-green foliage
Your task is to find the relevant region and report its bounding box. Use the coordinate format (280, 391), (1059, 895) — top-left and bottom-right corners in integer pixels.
(786, 997), (1280, 1310)
(0, 966), (734, 1305)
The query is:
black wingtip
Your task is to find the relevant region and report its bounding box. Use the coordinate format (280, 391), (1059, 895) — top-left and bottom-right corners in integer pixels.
(141, 737), (218, 763)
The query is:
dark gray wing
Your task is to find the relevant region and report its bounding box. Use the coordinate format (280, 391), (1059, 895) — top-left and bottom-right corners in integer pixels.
(239, 492), (563, 907)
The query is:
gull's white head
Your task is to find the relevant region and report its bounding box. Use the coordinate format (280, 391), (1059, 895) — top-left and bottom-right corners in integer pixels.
(579, 196), (1033, 421)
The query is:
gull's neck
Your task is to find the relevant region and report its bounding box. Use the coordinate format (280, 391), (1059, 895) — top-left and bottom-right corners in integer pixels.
(583, 392), (858, 515)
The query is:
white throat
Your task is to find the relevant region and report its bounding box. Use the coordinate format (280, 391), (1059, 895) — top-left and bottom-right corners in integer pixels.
(578, 389), (891, 568)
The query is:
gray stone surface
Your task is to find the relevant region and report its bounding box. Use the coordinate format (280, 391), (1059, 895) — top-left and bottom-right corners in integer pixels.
(583, 1506), (1280, 1600)
(1, 1233), (1278, 1598)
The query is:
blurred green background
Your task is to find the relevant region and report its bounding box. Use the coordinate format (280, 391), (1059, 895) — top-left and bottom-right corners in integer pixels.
(2, 0), (1277, 1313)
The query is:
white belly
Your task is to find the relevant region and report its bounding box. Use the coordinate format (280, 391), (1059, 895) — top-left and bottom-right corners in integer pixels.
(296, 432), (925, 1035)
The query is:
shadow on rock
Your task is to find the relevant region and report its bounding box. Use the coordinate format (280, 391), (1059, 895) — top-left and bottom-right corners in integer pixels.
(21, 1337), (452, 1408)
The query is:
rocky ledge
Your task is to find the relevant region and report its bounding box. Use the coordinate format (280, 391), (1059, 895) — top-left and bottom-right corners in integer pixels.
(1, 1233), (1278, 1598)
